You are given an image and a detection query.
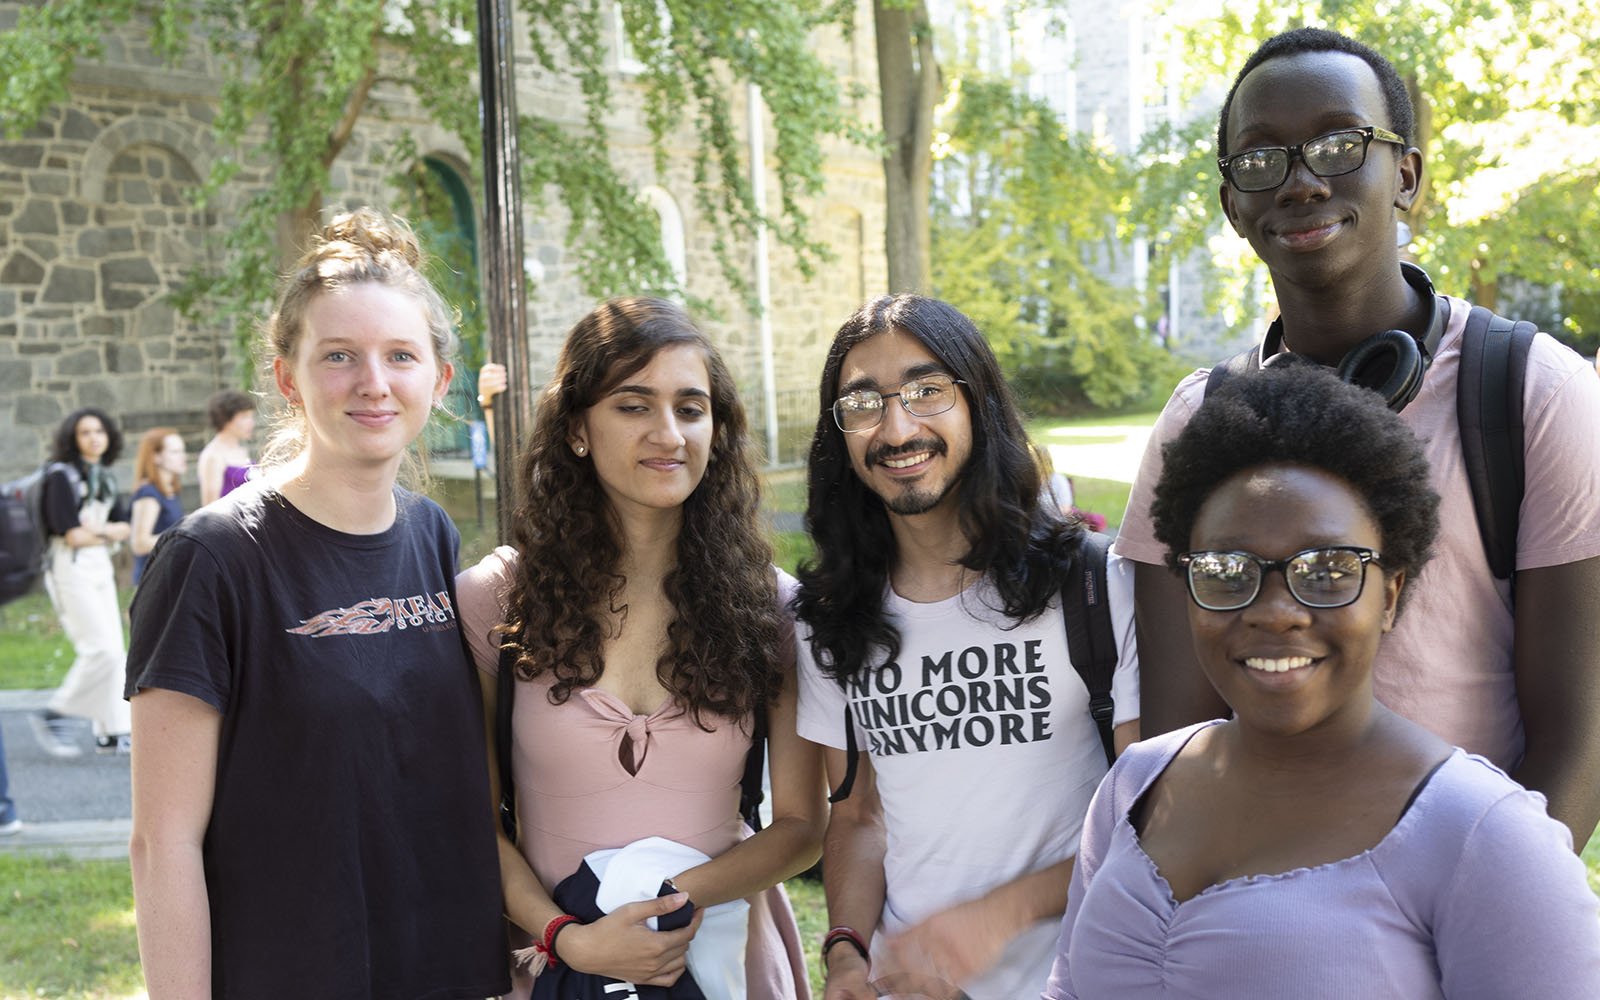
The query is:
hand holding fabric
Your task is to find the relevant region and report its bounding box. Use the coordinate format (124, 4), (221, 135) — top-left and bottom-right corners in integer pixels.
(555, 893), (702, 987)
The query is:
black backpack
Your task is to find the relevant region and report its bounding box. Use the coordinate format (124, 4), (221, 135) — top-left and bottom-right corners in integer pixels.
(494, 643), (771, 843)
(1206, 306), (1536, 580)
(827, 528), (1121, 804)
(0, 461), (79, 606)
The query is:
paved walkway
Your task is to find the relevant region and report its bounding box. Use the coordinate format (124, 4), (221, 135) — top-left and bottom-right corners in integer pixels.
(0, 689), (131, 859)
(1035, 421), (1155, 486)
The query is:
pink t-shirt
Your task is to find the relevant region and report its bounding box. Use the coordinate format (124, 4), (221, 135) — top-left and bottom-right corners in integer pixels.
(456, 547), (809, 999)
(1115, 298), (1600, 770)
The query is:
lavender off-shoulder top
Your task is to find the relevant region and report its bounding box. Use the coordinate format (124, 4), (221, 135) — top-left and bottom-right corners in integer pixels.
(1045, 722), (1600, 1000)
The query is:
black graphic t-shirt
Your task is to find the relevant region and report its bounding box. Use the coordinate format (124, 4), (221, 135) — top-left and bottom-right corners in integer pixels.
(127, 482), (509, 1000)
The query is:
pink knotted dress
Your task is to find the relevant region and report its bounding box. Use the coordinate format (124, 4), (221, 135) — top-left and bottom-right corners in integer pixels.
(458, 547), (810, 1000)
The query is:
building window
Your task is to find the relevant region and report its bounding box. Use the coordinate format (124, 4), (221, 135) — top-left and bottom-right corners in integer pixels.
(640, 185), (687, 292)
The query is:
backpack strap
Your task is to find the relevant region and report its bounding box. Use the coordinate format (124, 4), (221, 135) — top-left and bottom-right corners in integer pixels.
(828, 704), (860, 804)
(738, 697), (768, 831)
(1063, 530), (1118, 767)
(1457, 307), (1536, 581)
(495, 641), (519, 843)
(1202, 345), (1261, 401)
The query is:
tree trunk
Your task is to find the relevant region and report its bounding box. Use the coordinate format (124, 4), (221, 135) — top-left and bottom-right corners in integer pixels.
(875, 0), (937, 293)
(1402, 73), (1434, 240)
(1471, 260), (1499, 311)
(278, 196), (323, 270)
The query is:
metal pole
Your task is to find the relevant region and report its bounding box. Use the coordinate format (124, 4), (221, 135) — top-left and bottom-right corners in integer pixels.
(748, 82), (779, 464)
(477, 0), (531, 544)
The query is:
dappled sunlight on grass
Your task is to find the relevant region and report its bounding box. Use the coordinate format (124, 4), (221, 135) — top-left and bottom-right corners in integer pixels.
(0, 856), (143, 1000)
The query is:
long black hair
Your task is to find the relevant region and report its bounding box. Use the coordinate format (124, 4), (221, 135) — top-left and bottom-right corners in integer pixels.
(51, 407), (124, 466)
(793, 294), (1083, 686)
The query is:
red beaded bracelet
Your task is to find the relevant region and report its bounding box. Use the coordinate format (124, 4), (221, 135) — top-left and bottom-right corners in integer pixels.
(822, 925), (870, 968)
(542, 914), (581, 968)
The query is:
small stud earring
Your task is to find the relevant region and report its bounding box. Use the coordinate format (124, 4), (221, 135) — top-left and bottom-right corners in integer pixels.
(574, 443), (587, 457)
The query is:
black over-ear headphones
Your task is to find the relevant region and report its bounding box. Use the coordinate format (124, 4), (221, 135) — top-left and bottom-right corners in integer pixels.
(1259, 262), (1447, 412)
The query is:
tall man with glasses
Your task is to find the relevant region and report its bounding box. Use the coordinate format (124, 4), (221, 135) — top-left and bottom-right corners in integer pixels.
(1115, 27), (1600, 847)
(791, 294), (1140, 1000)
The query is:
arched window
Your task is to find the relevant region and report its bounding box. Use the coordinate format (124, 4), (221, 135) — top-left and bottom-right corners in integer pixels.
(640, 185), (687, 293)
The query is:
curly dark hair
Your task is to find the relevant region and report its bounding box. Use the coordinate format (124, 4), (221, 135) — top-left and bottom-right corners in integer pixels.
(1150, 359), (1439, 614)
(498, 297), (782, 724)
(206, 389), (257, 432)
(793, 294), (1084, 686)
(1216, 27), (1416, 157)
(52, 407), (124, 467)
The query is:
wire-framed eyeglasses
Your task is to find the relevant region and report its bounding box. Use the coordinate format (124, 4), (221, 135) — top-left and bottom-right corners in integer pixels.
(1218, 126), (1406, 193)
(1176, 546), (1384, 612)
(832, 373), (966, 433)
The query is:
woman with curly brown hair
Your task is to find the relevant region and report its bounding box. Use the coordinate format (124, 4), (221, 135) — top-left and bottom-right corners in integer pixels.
(458, 297), (825, 999)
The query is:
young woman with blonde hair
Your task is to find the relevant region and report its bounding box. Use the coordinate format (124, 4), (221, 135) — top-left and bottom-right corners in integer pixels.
(126, 209), (508, 1000)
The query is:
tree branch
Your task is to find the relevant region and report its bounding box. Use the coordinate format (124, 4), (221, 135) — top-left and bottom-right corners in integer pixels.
(325, 57), (379, 168)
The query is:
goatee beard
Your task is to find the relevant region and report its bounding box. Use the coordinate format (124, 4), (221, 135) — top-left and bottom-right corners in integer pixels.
(884, 481), (954, 515)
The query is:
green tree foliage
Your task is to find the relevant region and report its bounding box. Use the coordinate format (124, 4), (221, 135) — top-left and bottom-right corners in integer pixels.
(0, 0), (863, 369)
(932, 78), (1184, 411)
(1144, 0), (1600, 346)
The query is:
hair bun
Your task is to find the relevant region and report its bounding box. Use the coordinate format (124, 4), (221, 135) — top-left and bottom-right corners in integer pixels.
(316, 208), (423, 268)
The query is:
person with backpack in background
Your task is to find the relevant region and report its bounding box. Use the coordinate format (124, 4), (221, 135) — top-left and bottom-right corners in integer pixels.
(1114, 28), (1600, 849)
(128, 427), (187, 586)
(196, 389), (256, 505)
(30, 407), (132, 758)
(792, 295), (1140, 1000)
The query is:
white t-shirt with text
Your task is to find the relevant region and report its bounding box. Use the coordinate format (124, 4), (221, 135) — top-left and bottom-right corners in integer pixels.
(796, 556), (1139, 1000)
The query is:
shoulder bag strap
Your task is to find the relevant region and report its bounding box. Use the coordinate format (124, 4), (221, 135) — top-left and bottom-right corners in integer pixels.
(739, 696), (768, 831)
(1063, 530), (1118, 767)
(1458, 307), (1535, 581)
(495, 641), (519, 843)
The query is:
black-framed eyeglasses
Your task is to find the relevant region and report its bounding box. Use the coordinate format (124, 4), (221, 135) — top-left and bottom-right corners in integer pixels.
(1176, 546), (1383, 612)
(1218, 126), (1406, 193)
(832, 373), (966, 433)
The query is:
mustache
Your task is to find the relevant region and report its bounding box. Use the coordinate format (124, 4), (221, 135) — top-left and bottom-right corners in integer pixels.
(866, 437), (946, 467)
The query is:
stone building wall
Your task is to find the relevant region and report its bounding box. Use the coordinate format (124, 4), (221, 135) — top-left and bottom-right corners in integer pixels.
(0, 1), (886, 479)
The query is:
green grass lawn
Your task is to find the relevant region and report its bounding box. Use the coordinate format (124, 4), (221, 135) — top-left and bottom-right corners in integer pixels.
(7, 841), (1600, 999)
(1030, 409), (1158, 432)
(0, 855), (824, 1000)
(1068, 475), (1133, 530)
(0, 588), (108, 690)
(0, 854), (142, 1000)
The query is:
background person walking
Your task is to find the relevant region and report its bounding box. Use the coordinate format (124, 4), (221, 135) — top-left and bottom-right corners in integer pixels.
(195, 389), (256, 505)
(128, 427), (187, 585)
(31, 407), (132, 758)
